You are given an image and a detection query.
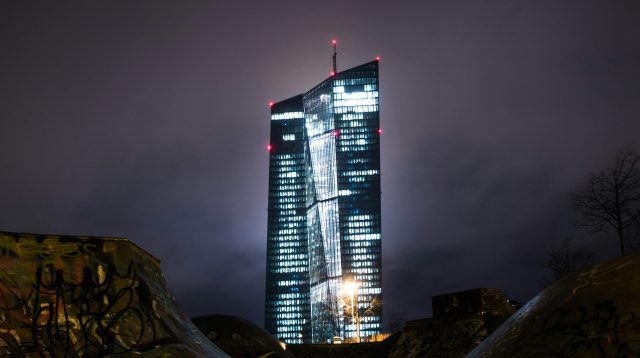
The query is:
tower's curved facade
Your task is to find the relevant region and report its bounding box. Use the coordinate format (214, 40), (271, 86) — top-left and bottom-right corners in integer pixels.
(265, 61), (382, 344)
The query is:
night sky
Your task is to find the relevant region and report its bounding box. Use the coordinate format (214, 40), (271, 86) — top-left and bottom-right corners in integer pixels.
(2, 1), (639, 327)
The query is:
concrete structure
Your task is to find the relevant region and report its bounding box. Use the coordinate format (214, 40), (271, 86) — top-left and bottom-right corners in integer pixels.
(0, 231), (228, 357)
(288, 338), (397, 358)
(265, 59), (383, 343)
(468, 252), (640, 357)
(192, 315), (294, 358)
(432, 288), (516, 318)
(387, 288), (515, 358)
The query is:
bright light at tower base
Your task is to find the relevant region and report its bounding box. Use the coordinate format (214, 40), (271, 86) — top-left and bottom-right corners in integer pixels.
(343, 280), (360, 296)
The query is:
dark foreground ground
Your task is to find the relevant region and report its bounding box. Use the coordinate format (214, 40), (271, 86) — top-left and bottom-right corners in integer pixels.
(2, 231), (639, 357)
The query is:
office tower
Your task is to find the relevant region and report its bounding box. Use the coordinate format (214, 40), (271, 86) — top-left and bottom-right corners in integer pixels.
(265, 59), (382, 344)
(265, 94), (310, 343)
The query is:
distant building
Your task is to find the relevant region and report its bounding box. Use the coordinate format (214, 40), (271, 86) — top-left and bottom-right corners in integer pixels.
(265, 59), (383, 343)
(431, 288), (514, 318)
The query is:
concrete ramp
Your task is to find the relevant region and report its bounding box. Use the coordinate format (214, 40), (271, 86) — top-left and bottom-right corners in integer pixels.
(467, 253), (640, 357)
(192, 314), (295, 358)
(0, 231), (229, 357)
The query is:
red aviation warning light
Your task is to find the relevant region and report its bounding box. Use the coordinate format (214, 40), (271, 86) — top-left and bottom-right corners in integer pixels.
(330, 71), (335, 76)
(267, 144), (272, 151)
(332, 39), (337, 45)
(376, 56), (380, 61)
(269, 101), (274, 107)
(378, 128), (383, 135)
(334, 130), (339, 137)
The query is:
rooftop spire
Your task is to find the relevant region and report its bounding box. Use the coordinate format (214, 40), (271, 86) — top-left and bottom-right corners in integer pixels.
(332, 39), (337, 75)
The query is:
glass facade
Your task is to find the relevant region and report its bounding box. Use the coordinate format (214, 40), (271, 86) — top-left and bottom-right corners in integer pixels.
(266, 61), (382, 344)
(265, 95), (310, 344)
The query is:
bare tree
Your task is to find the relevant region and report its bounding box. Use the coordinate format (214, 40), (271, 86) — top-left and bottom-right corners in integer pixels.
(625, 219), (640, 253)
(571, 146), (640, 256)
(543, 237), (595, 285)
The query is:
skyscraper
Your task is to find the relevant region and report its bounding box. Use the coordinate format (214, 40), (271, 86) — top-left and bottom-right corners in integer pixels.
(265, 58), (382, 344)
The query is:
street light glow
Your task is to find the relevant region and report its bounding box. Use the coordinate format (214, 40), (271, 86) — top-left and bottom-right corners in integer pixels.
(343, 280), (361, 342)
(343, 281), (360, 296)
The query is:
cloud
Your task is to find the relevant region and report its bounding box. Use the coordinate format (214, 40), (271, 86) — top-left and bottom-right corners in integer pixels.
(1, 0), (639, 326)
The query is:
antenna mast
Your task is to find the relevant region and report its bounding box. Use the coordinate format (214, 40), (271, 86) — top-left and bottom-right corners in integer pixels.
(332, 39), (337, 74)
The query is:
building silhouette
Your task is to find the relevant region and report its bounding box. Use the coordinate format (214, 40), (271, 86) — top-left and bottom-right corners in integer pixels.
(265, 59), (382, 343)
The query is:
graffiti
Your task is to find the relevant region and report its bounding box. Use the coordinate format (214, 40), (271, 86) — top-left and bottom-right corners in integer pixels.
(467, 254), (640, 358)
(30, 263), (159, 356)
(0, 245), (162, 356)
(0, 235), (98, 259)
(565, 260), (639, 302)
(0, 232), (227, 357)
(511, 300), (640, 357)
